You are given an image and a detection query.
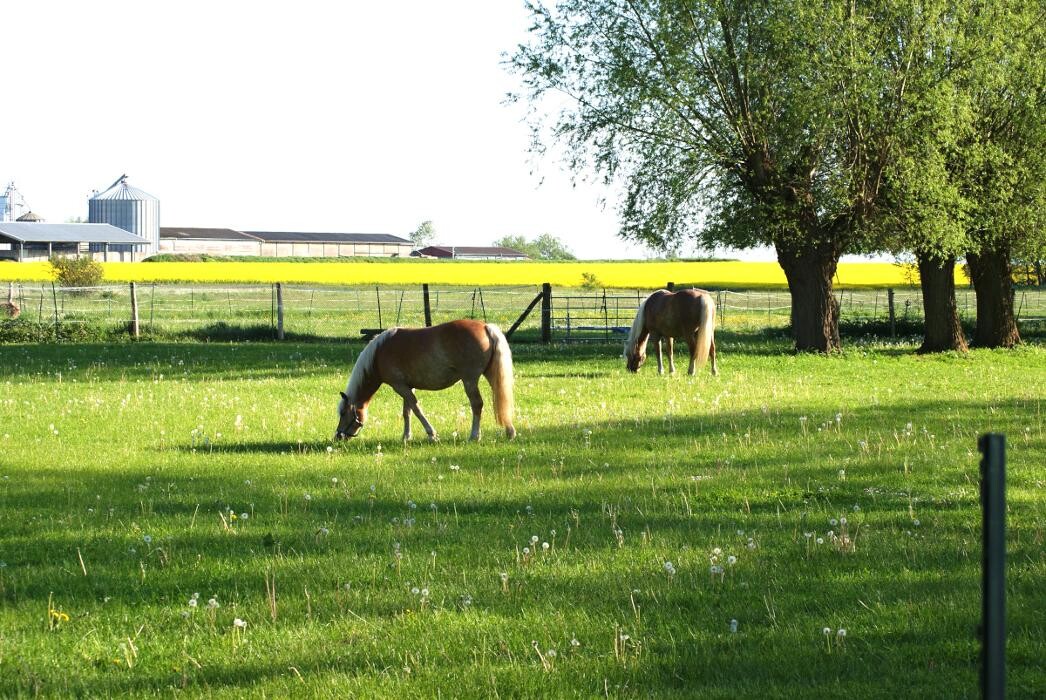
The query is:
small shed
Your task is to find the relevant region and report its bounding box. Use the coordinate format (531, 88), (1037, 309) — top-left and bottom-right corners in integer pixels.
(0, 222), (151, 262)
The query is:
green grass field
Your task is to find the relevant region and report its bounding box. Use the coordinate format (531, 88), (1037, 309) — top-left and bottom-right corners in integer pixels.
(0, 336), (1043, 697)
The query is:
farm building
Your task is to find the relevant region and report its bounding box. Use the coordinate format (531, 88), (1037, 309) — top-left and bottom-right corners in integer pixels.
(0, 222), (152, 261)
(158, 228), (414, 257)
(415, 245), (529, 260)
(159, 228), (265, 256)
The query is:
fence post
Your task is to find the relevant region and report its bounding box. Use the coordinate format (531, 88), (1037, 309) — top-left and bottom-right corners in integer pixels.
(887, 288), (896, 337)
(979, 433), (1006, 700)
(276, 282), (285, 340)
(51, 282), (59, 331)
(541, 282), (552, 344)
(667, 281), (675, 292)
(129, 282), (140, 338)
(422, 284), (432, 326)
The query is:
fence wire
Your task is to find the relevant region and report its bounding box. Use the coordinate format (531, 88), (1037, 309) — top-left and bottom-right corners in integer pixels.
(3, 282), (1044, 342)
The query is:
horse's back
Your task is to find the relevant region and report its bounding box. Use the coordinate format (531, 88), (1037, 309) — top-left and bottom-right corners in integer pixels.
(377, 320), (493, 390)
(647, 289), (711, 337)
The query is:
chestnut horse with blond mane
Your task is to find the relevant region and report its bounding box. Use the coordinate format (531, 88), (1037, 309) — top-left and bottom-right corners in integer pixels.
(335, 319), (515, 442)
(625, 289), (718, 376)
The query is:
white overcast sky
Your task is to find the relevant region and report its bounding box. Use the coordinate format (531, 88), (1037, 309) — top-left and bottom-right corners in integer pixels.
(1, 1), (784, 260)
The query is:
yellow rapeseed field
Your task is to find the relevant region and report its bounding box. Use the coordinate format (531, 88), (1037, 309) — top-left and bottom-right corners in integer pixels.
(0, 260), (940, 288)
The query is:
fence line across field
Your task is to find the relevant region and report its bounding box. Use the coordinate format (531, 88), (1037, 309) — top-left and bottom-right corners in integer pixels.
(5, 282), (1044, 341)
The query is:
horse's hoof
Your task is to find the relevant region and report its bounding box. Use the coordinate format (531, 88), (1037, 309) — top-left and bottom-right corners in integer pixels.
(428, 434), (439, 443)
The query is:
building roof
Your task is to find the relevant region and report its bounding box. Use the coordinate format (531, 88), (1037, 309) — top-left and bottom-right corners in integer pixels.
(16, 211), (43, 222)
(0, 222), (151, 244)
(245, 231), (412, 244)
(91, 175), (158, 202)
(160, 227), (261, 241)
(418, 245), (529, 258)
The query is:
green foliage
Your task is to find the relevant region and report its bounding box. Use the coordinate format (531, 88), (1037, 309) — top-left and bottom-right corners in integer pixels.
(411, 220), (436, 249)
(492, 233), (576, 260)
(48, 255), (104, 288)
(0, 340), (1043, 695)
(579, 271), (601, 289)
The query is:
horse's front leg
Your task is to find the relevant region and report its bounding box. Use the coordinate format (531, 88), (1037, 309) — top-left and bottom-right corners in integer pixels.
(462, 380), (484, 441)
(653, 334), (664, 375)
(393, 385), (437, 441)
(401, 397), (412, 442)
(667, 336), (676, 374)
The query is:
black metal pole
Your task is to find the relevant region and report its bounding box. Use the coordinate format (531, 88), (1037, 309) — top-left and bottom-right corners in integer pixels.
(979, 433), (1006, 700)
(422, 284), (432, 327)
(540, 283), (552, 344)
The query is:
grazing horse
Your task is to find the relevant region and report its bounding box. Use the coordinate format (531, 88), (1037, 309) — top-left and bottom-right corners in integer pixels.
(335, 319), (515, 442)
(625, 289), (718, 376)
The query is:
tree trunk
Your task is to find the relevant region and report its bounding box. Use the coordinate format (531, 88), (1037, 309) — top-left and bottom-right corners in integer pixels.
(776, 243), (841, 352)
(916, 252), (968, 353)
(967, 246), (1021, 348)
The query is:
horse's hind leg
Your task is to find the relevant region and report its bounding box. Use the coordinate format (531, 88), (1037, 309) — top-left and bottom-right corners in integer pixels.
(687, 336), (697, 376)
(667, 337), (676, 374)
(710, 336), (719, 376)
(652, 334), (664, 375)
(462, 379), (484, 441)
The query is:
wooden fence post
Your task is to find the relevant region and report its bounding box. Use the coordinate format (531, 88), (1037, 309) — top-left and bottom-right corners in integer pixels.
(541, 282), (552, 344)
(51, 282), (59, 331)
(129, 282), (139, 338)
(506, 289), (544, 340)
(276, 283), (285, 340)
(667, 281), (675, 292)
(423, 284), (432, 327)
(887, 288), (896, 337)
(979, 433), (1006, 699)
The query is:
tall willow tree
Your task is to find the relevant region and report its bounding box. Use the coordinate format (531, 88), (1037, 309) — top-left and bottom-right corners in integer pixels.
(512, 0), (939, 351)
(958, 6), (1045, 348)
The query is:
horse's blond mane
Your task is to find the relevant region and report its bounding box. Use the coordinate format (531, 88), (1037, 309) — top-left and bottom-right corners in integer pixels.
(625, 291), (661, 355)
(341, 328), (397, 411)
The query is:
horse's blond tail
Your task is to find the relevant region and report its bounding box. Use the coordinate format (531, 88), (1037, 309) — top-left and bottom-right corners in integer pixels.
(695, 293), (718, 375)
(484, 324), (516, 438)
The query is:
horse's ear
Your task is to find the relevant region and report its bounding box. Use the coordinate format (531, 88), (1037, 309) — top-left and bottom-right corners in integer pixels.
(340, 391), (348, 400)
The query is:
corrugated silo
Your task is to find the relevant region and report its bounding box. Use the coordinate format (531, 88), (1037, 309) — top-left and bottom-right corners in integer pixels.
(88, 175), (160, 254)
(1, 182), (28, 222)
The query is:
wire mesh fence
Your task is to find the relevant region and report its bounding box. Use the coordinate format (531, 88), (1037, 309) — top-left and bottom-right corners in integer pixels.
(2, 282), (1044, 343)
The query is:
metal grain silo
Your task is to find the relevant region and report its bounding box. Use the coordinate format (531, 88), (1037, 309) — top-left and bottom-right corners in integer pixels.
(88, 175), (160, 254)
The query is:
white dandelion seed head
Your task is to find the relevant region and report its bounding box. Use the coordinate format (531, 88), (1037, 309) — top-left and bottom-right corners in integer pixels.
(727, 555), (737, 565)
(816, 537), (824, 545)
(823, 627), (832, 635)
(837, 628), (847, 637)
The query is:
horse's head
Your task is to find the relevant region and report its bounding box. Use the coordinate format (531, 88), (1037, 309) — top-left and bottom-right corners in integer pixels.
(334, 391), (366, 439)
(625, 338), (646, 372)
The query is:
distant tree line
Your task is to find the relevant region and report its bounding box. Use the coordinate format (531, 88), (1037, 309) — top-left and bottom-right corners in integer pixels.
(493, 234), (577, 260)
(512, 0), (1044, 352)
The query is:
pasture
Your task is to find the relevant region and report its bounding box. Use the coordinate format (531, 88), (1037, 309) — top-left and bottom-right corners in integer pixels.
(0, 336), (1043, 697)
